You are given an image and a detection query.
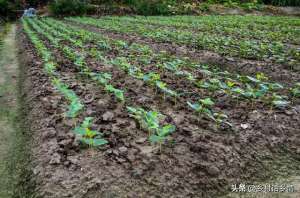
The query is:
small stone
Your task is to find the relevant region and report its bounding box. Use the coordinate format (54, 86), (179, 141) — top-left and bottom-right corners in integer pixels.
(102, 111), (114, 121)
(49, 153), (61, 165)
(116, 157), (126, 163)
(284, 110), (293, 115)
(42, 128), (57, 140)
(241, 123), (250, 129)
(136, 137), (147, 144)
(207, 166), (220, 176)
(68, 156), (80, 166)
(137, 96), (150, 104)
(139, 146), (154, 156)
(226, 57), (235, 62)
(119, 146), (128, 154)
(64, 119), (78, 127)
(105, 149), (113, 155)
(97, 99), (108, 109)
(58, 139), (73, 149)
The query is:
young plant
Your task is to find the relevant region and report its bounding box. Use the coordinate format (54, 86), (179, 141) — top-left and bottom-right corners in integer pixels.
(127, 106), (176, 150)
(143, 72), (161, 85)
(187, 98), (215, 120)
(52, 78), (84, 118)
(155, 81), (178, 100)
(74, 117), (108, 147)
(269, 93), (290, 109)
(90, 72), (112, 85)
(290, 83), (300, 98)
(149, 124), (176, 151)
(105, 84), (125, 102)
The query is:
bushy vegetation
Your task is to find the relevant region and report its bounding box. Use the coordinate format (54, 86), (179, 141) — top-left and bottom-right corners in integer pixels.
(49, 0), (89, 16)
(126, 0), (175, 15)
(263, 0), (300, 6)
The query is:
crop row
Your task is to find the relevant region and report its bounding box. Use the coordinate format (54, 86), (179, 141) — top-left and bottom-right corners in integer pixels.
(101, 16), (300, 44)
(25, 17), (300, 148)
(46, 18), (299, 109)
(33, 18), (232, 125)
(23, 18), (109, 147)
(128, 15), (300, 30)
(36, 18), (254, 125)
(67, 17), (299, 66)
(26, 18), (178, 149)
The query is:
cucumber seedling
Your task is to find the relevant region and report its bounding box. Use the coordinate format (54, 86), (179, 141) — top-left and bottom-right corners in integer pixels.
(74, 117), (108, 147)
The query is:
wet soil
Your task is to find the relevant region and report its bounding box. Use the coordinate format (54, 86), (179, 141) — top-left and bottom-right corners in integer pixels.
(20, 20), (300, 198)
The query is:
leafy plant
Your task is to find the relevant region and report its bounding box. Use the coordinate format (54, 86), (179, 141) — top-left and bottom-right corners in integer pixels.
(105, 84), (125, 102)
(269, 94), (290, 108)
(74, 117), (108, 147)
(290, 83), (300, 98)
(143, 72), (161, 85)
(187, 98), (214, 119)
(90, 72), (112, 85)
(155, 81), (178, 98)
(127, 106), (176, 149)
(149, 124), (176, 150)
(52, 78), (84, 118)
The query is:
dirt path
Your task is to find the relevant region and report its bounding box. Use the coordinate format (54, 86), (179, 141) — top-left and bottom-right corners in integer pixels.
(0, 24), (31, 197)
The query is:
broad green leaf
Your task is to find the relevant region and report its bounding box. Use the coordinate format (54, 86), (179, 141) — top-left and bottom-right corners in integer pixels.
(159, 124), (176, 137)
(272, 100), (290, 108)
(187, 101), (201, 111)
(200, 98), (214, 107)
(149, 135), (164, 143)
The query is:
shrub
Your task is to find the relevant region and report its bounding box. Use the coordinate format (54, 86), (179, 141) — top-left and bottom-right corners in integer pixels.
(262, 0), (300, 6)
(130, 0), (175, 15)
(50, 0), (89, 16)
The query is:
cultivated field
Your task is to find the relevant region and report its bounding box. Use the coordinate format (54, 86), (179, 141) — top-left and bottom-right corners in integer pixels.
(20, 16), (300, 197)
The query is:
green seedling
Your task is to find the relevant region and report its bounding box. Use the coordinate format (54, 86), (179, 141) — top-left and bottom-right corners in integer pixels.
(155, 81), (178, 102)
(114, 40), (128, 49)
(127, 106), (175, 150)
(266, 82), (284, 91)
(111, 57), (131, 70)
(127, 106), (160, 133)
(66, 99), (84, 118)
(105, 84), (125, 102)
(212, 112), (232, 127)
(196, 78), (225, 92)
(98, 40), (111, 51)
(187, 98), (214, 121)
(128, 66), (144, 79)
(175, 70), (195, 81)
(290, 83), (300, 98)
(150, 124), (176, 151)
(256, 72), (269, 81)
(74, 55), (86, 68)
(52, 78), (84, 118)
(269, 94), (290, 109)
(90, 72), (112, 85)
(74, 117), (108, 147)
(143, 72), (161, 84)
(44, 62), (56, 75)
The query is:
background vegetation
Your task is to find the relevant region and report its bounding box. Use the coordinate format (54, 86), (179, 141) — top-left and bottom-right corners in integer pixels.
(0, 0), (299, 19)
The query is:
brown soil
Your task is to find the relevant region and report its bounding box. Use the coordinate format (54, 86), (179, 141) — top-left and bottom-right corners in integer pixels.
(20, 19), (300, 198)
